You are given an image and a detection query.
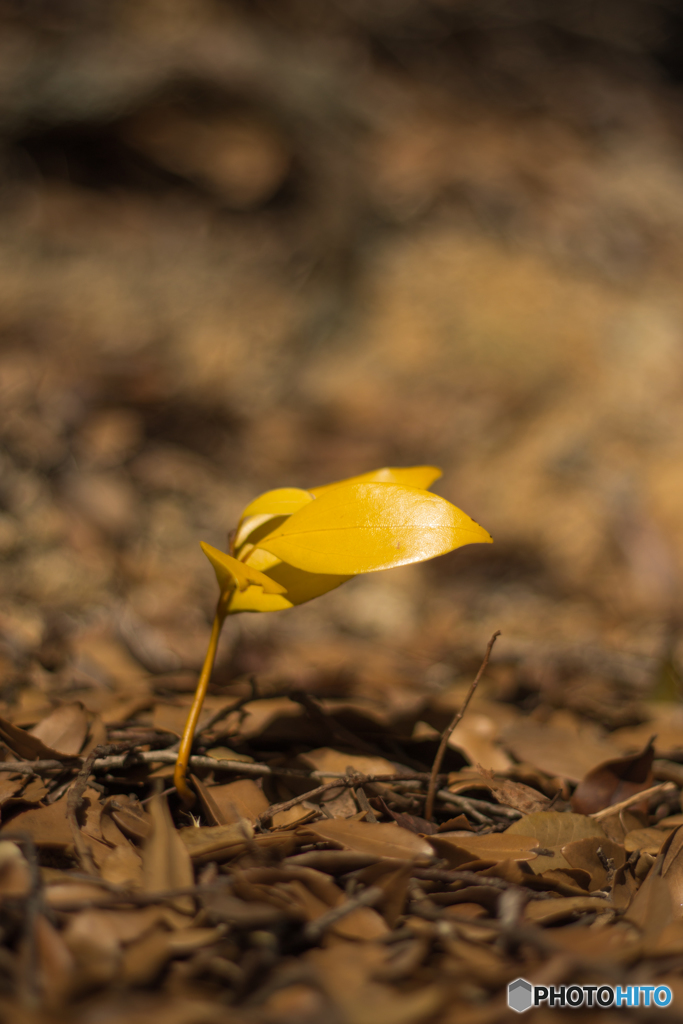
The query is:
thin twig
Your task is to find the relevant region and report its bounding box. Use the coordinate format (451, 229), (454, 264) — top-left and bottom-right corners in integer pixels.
(437, 789), (521, 821)
(66, 745), (111, 876)
(589, 781), (676, 820)
(0, 761), (65, 776)
(424, 631), (501, 822)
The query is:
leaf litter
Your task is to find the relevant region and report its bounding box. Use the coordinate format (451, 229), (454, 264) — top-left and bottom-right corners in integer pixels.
(0, 631), (681, 1023)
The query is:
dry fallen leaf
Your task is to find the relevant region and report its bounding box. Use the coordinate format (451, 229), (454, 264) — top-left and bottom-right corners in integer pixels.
(28, 702), (89, 757)
(571, 738), (655, 815)
(297, 819), (434, 860)
(142, 794), (194, 913)
(429, 832), (539, 867)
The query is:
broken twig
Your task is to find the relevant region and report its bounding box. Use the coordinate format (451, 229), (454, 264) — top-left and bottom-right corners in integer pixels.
(425, 630), (501, 821)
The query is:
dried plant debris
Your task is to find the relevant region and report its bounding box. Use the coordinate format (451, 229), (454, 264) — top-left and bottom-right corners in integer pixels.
(0, 655), (680, 1024)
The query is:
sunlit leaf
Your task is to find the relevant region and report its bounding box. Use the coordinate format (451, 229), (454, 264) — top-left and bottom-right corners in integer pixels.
(228, 559), (351, 613)
(310, 465), (442, 497)
(201, 542), (287, 595)
(238, 486), (314, 519)
(234, 487), (314, 548)
(257, 481), (492, 574)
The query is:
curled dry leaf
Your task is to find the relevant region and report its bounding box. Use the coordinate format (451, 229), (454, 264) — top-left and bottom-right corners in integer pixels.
(571, 738), (655, 815)
(0, 714), (75, 761)
(28, 702), (89, 757)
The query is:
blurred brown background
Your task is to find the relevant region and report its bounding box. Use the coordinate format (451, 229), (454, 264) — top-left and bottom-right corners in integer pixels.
(2, 0), (683, 710)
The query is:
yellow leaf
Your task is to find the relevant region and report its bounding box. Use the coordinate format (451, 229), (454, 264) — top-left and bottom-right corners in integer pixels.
(257, 482), (492, 574)
(238, 487), (314, 519)
(228, 558), (351, 614)
(228, 587), (293, 614)
(234, 488), (313, 548)
(310, 465), (442, 496)
(200, 542), (287, 595)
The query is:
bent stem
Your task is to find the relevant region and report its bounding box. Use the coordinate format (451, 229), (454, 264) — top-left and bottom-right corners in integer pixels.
(174, 596), (229, 807)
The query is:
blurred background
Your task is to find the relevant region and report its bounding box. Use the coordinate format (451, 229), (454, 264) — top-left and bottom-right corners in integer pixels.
(2, 0), (683, 720)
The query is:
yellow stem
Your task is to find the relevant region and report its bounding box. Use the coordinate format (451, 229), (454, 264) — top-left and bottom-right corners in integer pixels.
(174, 599), (228, 807)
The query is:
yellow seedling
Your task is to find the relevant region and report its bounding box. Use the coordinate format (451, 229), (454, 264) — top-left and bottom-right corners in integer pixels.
(174, 465), (492, 805)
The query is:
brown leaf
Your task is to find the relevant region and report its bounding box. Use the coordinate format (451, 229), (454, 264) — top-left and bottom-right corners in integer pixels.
(0, 776), (25, 808)
(625, 835), (677, 942)
(299, 747), (398, 777)
(297, 819), (433, 860)
(571, 738), (655, 815)
(0, 714), (74, 761)
(429, 832), (539, 868)
(561, 836), (626, 890)
(623, 827), (667, 855)
(29, 702), (89, 757)
(505, 810), (607, 845)
(503, 716), (620, 782)
(107, 795), (153, 843)
(179, 821), (253, 862)
(524, 895), (613, 925)
(471, 766), (550, 814)
(194, 777), (269, 826)
(142, 793), (194, 913)
(1, 796), (73, 849)
(10, 776), (49, 806)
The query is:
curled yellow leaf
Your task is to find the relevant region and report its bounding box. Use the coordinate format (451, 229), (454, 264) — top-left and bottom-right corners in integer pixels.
(228, 549), (351, 613)
(234, 487), (314, 549)
(257, 482), (492, 575)
(200, 542), (287, 596)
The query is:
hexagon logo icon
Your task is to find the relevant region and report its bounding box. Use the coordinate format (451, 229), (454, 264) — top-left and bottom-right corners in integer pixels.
(508, 978), (533, 1013)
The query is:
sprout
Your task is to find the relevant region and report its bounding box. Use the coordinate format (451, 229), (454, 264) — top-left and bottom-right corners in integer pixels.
(174, 466), (492, 805)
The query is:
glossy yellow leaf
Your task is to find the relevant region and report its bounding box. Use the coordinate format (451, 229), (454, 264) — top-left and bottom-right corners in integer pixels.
(200, 542), (287, 596)
(238, 546), (281, 573)
(257, 482), (492, 575)
(310, 465), (442, 497)
(238, 487), (314, 519)
(227, 586), (293, 614)
(234, 488), (314, 549)
(228, 554), (351, 614)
